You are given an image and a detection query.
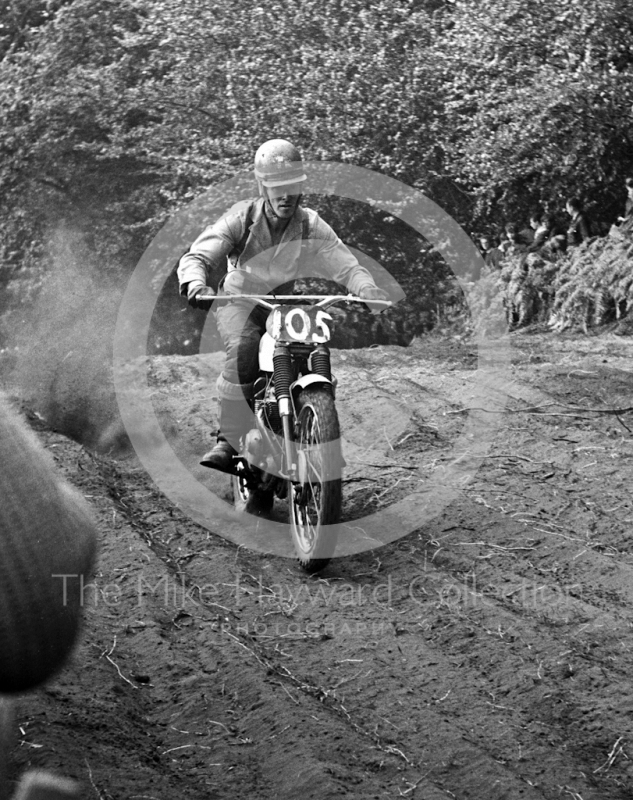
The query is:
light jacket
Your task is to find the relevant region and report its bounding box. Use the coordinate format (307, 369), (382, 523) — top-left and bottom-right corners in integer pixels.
(177, 198), (377, 298)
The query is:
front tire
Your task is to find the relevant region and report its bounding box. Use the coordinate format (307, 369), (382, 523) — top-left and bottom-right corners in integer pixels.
(289, 387), (342, 573)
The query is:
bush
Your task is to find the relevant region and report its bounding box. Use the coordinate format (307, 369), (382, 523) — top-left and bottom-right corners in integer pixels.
(549, 232), (633, 332)
(473, 229), (633, 334)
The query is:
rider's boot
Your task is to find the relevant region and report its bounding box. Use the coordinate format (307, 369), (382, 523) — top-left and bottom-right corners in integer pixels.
(200, 396), (252, 473)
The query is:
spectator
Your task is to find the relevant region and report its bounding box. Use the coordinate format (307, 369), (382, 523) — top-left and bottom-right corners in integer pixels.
(565, 197), (592, 248)
(498, 223), (529, 257)
(547, 233), (568, 257)
(478, 233), (504, 271)
(518, 223), (535, 246)
(527, 211), (555, 253)
(617, 177), (633, 227)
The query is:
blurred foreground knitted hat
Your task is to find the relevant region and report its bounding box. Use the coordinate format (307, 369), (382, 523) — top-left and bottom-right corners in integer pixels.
(0, 394), (98, 694)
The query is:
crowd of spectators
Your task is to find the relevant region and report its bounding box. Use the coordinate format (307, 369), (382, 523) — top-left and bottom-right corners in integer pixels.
(473, 177), (633, 279)
(469, 177), (633, 330)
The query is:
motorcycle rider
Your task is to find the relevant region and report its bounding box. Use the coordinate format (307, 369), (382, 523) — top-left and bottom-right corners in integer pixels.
(178, 138), (390, 473)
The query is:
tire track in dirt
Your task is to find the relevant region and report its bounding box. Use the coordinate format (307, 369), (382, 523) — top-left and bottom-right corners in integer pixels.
(13, 427), (461, 799)
(143, 334), (633, 799)
(10, 332), (633, 799)
(105, 482), (553, 800)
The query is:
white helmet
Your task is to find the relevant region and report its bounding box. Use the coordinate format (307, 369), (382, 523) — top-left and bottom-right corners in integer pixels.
(253, 139), (306, 189)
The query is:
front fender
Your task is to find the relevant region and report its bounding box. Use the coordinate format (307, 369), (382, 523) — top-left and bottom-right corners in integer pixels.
(290, 374), (336, 415)
(290, 374), (333, 395)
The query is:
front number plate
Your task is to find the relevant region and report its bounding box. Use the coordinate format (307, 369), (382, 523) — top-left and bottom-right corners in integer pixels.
(267, 306), (333, 344)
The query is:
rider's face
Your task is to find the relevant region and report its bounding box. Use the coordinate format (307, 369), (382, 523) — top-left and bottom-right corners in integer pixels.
(267, 183), (303, 219)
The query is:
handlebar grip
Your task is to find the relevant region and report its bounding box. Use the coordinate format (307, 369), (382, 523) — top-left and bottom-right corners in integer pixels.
(0, 395), (98, 694)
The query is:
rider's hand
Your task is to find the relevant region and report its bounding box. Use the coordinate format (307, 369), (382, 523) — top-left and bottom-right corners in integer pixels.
(359, 286), (391, 303)
(188, 285), (215, 310)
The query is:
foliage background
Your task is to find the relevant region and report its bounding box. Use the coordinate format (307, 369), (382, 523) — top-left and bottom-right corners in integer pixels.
(1, 0), (632, 357)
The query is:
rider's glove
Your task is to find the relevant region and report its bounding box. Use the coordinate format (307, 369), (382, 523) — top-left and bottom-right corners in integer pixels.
(188, 285), (215, 310)
(359, 286), (390, 303)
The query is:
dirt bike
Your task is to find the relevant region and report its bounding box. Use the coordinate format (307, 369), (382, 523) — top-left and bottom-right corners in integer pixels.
(205, 293), (390, 573)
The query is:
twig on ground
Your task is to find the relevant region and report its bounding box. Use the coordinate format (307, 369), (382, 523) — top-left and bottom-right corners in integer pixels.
(384, 745), (412, 764)
(482, 454), (553, 464)
(446, 402), (633, 418)
(105, 654), (138, 690)
(332, 670), (372, 690)
(593, 736), (627, 774)
(350, 460), (419, 470)
(531, 527), (586, 543)
(85, 759), (105, 800)
(162, 744), (212, 755)
(130, 796), (161, 799)
(208, 720), (233, 735)
(398, 773), (430, 796)
(384, 427), (395, 450)
(276, 682), (300, 705)
(375, 475), (415, 500)
(453, 541), (536, 552)
(93, 640), (138, 690)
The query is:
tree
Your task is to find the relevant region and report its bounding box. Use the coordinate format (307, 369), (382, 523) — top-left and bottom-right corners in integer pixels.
(436, 0), (633, 228)
(0, 0), (453, 326)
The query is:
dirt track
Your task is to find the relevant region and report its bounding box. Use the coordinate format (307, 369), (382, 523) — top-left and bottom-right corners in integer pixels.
(8, 329), (633, 799)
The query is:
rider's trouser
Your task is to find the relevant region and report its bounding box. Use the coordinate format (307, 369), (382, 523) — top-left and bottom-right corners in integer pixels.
(214, 299), (269, 450)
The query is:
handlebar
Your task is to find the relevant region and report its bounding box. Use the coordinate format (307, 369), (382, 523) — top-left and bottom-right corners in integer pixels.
(196, 293), (392, 311)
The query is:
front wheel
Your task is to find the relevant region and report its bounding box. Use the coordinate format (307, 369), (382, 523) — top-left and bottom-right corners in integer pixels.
(289, 387), (343, 573)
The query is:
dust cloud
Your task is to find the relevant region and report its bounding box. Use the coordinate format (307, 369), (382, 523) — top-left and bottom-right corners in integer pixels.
(11, 224), (131, 455)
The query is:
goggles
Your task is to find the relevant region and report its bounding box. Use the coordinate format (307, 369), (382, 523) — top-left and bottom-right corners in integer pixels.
(266, 182), (305, 199)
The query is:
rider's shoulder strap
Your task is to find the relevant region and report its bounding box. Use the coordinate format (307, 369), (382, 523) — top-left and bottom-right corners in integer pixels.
(300, 207), (310, 241)
(233, 200), (255, 259)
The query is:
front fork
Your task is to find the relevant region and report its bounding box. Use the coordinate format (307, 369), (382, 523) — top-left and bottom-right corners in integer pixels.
(273, 342), (298, 480)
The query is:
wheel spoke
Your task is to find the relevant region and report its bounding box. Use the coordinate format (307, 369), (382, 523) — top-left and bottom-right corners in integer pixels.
(293, 405), (324, 548)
